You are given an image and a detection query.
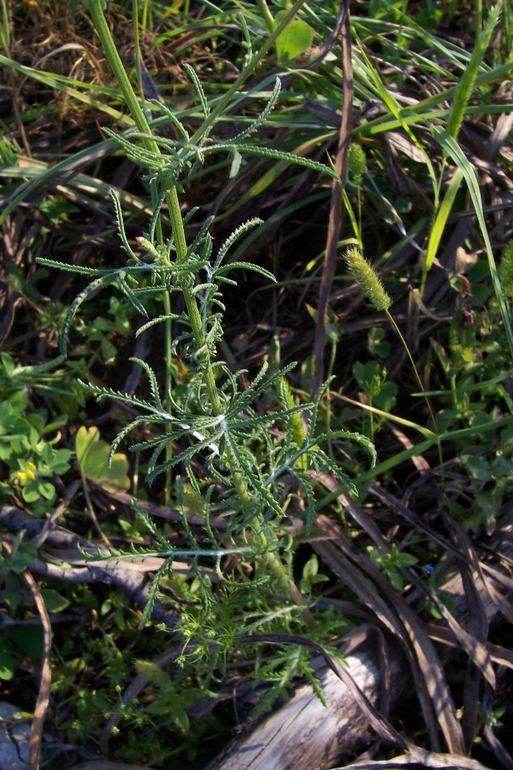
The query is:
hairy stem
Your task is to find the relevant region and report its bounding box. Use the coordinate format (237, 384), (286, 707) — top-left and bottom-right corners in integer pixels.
(88, 0), (176, 501)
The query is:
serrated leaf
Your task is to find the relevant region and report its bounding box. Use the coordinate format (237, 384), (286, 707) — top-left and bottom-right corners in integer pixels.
(76, 425), (130, 492)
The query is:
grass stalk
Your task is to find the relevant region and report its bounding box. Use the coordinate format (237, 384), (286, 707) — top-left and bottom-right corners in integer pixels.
(257, 0), (275, 32)
(345, 247), (444, 472)
(131, 0), (143, 99)
(385, 310), (444, 474)
(0, 0), (9, 54)
(421, 2), (502, 293)
(189, 0), (308, 146)
(475, 0), (483, 36)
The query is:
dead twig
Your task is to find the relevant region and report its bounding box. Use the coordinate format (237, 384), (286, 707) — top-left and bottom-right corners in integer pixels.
(1, 541), (52, 770)
(312, 0), (353, 393)
(24, 570), (53, 770)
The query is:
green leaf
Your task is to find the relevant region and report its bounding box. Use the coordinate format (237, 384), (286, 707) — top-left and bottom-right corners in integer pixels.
(395, 552), (418, 567)
(302, 555), (319, 582)
(0, 634), (14, 680)
(8, 542), (37, 574)
(75, 425), (130, 492)
(353, 361), (380, 390)
(136, 659), (171, 687)
(37, 480), (56, 501)
(7, 625), (44, 658)
(431, 126), (513, 363)
(462, 454), (490, 481)
(100, 337), (117, 362)
(41, 588), (70, 613)
(171, 704), (190, 733)
(50, 449), (73, 474)
(275, 14), (314, 62)
(22, 482), (41, 503)
(423, 168), (463, 282)
(388, 567), (404, 591)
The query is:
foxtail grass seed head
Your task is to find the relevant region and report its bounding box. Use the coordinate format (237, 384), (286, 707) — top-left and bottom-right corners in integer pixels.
(348, 143), (367, 188)
(345, 247), (391, 312)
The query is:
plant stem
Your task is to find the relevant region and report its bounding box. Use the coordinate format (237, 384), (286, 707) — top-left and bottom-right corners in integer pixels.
(0, 0), (9, 54)
(131, 0), (143, 99)
(385, 309), (444, 475)
(475, 0), (482, 35)
(257, 0), (275, 32)
(88, 0), (250, 504)
(79, 469), (110, 546)
(189, 0), (308, 146)
(89, 0), (179, 501)
(87, 0), (307, 617)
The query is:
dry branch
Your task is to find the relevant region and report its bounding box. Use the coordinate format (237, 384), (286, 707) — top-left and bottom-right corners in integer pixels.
(0, 505), (177, 630)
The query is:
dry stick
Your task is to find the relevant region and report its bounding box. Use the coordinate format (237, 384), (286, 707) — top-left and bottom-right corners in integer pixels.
(1, 541), (52, 770)
(24, 570), (52, 770)
(32, 480), (80, 548)
(312, 0), (353, 394)
(0, 506), (178, 630)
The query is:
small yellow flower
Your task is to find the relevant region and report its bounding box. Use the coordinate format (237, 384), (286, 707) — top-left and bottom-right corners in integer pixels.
(16, 461), (37, 484)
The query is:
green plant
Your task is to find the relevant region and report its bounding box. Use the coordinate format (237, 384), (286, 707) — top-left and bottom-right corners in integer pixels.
(74, 295), (133, 366)
(36, 0), (374, 704)
(76, 425), (130, 493)
(367, 543), (418, 591)
(0, 354), (72, 510)
(345, 247), (441, 450)
(352, 360), (398, 439)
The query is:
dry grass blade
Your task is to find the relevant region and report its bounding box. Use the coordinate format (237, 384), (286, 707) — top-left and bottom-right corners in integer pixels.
(425, 624), (513, 670)
(443, 521), (492, 748)
(71, 762), (152, 769)
(0, 540), (52, 769)
(312, 0), (353, 392)
(483, 699), (513, 770)
(367, 484), (464, 557)
(365, 487), (496, 696)
(315, 515), (465, 753)
(309, 471), (387, 546)
(477, 561), (513, 624)
(312, 536), (442, 750)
